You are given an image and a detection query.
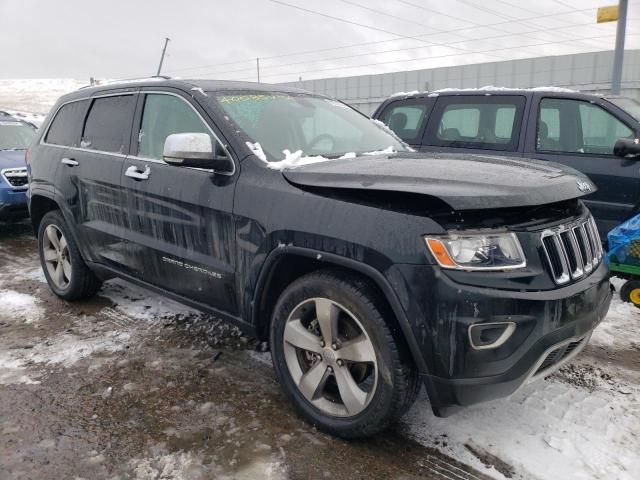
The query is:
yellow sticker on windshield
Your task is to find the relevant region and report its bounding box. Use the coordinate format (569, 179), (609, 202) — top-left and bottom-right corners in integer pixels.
(219, 95), (279, 104)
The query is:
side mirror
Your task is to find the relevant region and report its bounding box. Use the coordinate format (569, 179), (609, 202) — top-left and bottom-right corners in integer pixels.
(613, 138), (640, 158)
(163, 133), (233, 172)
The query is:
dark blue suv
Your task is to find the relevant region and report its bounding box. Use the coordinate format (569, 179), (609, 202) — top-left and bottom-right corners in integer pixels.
(0, 111), (36, 221)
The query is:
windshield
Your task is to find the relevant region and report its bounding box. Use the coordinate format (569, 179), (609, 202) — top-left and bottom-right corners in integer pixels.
(0, 121), (37, 150)
(607, 96), (640, 123)
(213, 92), (406, 161)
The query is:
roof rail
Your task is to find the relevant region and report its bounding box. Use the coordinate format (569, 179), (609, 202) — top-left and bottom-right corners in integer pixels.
(79, 75), (172, 89)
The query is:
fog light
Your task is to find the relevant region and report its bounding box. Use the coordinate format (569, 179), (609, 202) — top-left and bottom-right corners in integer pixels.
(468, 322), (516, 350)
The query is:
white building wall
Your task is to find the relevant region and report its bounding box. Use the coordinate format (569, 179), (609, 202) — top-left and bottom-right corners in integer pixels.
(279, 50), (640, 115)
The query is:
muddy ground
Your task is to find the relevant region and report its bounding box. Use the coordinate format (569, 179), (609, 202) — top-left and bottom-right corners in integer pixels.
(1, 221), (638, 480)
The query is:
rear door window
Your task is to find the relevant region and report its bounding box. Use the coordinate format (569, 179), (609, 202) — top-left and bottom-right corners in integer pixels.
(425, 96), (525, 151)
(45, 100), (89, 147)
(537, 98), (634, 155)
(81, 95), (136, 153)
(380, 101), (429, 144)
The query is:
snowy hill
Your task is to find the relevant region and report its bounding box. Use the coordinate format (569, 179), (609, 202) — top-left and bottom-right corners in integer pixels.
(0, 79), (87, 117)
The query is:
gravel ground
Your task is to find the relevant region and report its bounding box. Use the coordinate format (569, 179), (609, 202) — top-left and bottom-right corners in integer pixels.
(1, 220), (638, 480)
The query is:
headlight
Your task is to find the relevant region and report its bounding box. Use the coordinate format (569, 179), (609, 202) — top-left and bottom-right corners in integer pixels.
(425, 232), (526, 270)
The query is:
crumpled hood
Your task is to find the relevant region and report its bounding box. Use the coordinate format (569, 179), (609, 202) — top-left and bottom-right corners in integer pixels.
(0, 150), (27, 170)
(282, 152), (595, 210)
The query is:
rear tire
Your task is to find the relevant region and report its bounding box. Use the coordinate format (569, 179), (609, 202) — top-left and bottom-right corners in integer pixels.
(270, 269), (419, 438)
(37, 210), (102, 300)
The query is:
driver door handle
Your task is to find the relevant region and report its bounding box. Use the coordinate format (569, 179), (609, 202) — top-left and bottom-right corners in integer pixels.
(125, 165), (151, 181)
(61, 157), (78, 167)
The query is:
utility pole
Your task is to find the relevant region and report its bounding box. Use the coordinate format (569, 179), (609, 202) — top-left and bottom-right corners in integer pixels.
(156, 37), (170, 77)
(611, 0), (628, 95)
(256, 58), (260, 83)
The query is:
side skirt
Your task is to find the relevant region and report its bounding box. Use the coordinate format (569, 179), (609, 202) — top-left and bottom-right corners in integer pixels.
(87, 262), (256, 337)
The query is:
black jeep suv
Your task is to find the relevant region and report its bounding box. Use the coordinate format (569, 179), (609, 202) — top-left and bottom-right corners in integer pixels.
(27, 79), (612, 438)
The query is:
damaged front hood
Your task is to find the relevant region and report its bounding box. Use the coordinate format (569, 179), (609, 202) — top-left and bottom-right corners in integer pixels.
(282, 152), (595, 210)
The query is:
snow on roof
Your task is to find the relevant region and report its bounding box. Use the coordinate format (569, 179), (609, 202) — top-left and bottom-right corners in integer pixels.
(390, 85), (579, 98)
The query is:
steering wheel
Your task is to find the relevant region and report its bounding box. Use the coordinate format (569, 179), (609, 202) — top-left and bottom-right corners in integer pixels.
(307, 133), (336, 152)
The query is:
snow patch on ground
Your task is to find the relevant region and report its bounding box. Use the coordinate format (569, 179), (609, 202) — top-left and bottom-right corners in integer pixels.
(131, 450), (209, 480)
(129, 446), (287, 480)
(100, 279), (201, 325)
(29, 330), (132, 368)
(406, 363), (640, 480)
(591, 277), (640, 349)
(405, 293), (640, 480)
(0, 328), (132, 385)
(0, 290), (44, 323)
(0, 352), (40, 385)
(246, 350), (272, 367)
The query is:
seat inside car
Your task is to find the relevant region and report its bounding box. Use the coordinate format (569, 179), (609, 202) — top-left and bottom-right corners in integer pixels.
(389, 112), (408, 137)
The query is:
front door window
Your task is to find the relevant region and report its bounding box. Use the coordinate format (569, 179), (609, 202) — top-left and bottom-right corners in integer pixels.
(537, 98), (634, 155)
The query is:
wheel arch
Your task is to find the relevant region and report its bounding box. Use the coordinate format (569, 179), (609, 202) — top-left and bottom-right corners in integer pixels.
(251, 246), (429, 373)
(29, 193), (61, 234)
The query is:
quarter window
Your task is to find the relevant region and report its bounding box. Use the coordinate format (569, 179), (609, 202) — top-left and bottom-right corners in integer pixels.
(138, 94), (211, 160)
(82, 95), (135, 153)
(537, 98), (634, 155)
(45, 100), (88, 147)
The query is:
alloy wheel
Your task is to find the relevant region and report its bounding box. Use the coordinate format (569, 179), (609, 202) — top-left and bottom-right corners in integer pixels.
(42, 224), (72, 289)
(282, 298), (378, 417)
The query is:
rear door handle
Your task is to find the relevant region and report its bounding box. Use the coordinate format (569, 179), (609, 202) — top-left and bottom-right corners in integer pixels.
(61, 157), (78, 167)
(125, 165), (150, 180)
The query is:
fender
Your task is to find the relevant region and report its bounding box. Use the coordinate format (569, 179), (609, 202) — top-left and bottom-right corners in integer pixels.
(29, 190), (90, 268)
(251, 245), (429, 374)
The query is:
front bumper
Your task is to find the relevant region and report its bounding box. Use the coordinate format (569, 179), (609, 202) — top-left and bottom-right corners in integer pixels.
(390, 260), (612, 416)
(0, 187), (29, 220)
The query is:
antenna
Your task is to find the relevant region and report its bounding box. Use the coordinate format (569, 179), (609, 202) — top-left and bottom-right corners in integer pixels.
(156, 37), (171, 76)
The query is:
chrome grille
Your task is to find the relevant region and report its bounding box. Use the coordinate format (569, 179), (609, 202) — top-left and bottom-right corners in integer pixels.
(541, 216), (602, 285)
(1, 167), (28, 189)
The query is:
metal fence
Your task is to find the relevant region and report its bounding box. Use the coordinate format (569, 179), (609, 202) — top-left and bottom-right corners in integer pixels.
(279, 50), (640, 115)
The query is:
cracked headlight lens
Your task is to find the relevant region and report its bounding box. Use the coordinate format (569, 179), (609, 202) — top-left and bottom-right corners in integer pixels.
(425, 232), (526, 270)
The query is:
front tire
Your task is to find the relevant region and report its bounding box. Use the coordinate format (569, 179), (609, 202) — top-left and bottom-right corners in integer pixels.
(270, 270), (419, 438)
(37, 210), (102, 300)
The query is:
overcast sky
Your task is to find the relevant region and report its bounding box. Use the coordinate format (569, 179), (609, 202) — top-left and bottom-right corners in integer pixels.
(1, 0), (638, 83)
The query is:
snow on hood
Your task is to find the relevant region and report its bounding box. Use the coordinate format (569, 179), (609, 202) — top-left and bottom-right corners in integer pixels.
(264, 148), (396, 170)
(246, 142), (267, 162)
(247, 140), (398, 171)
